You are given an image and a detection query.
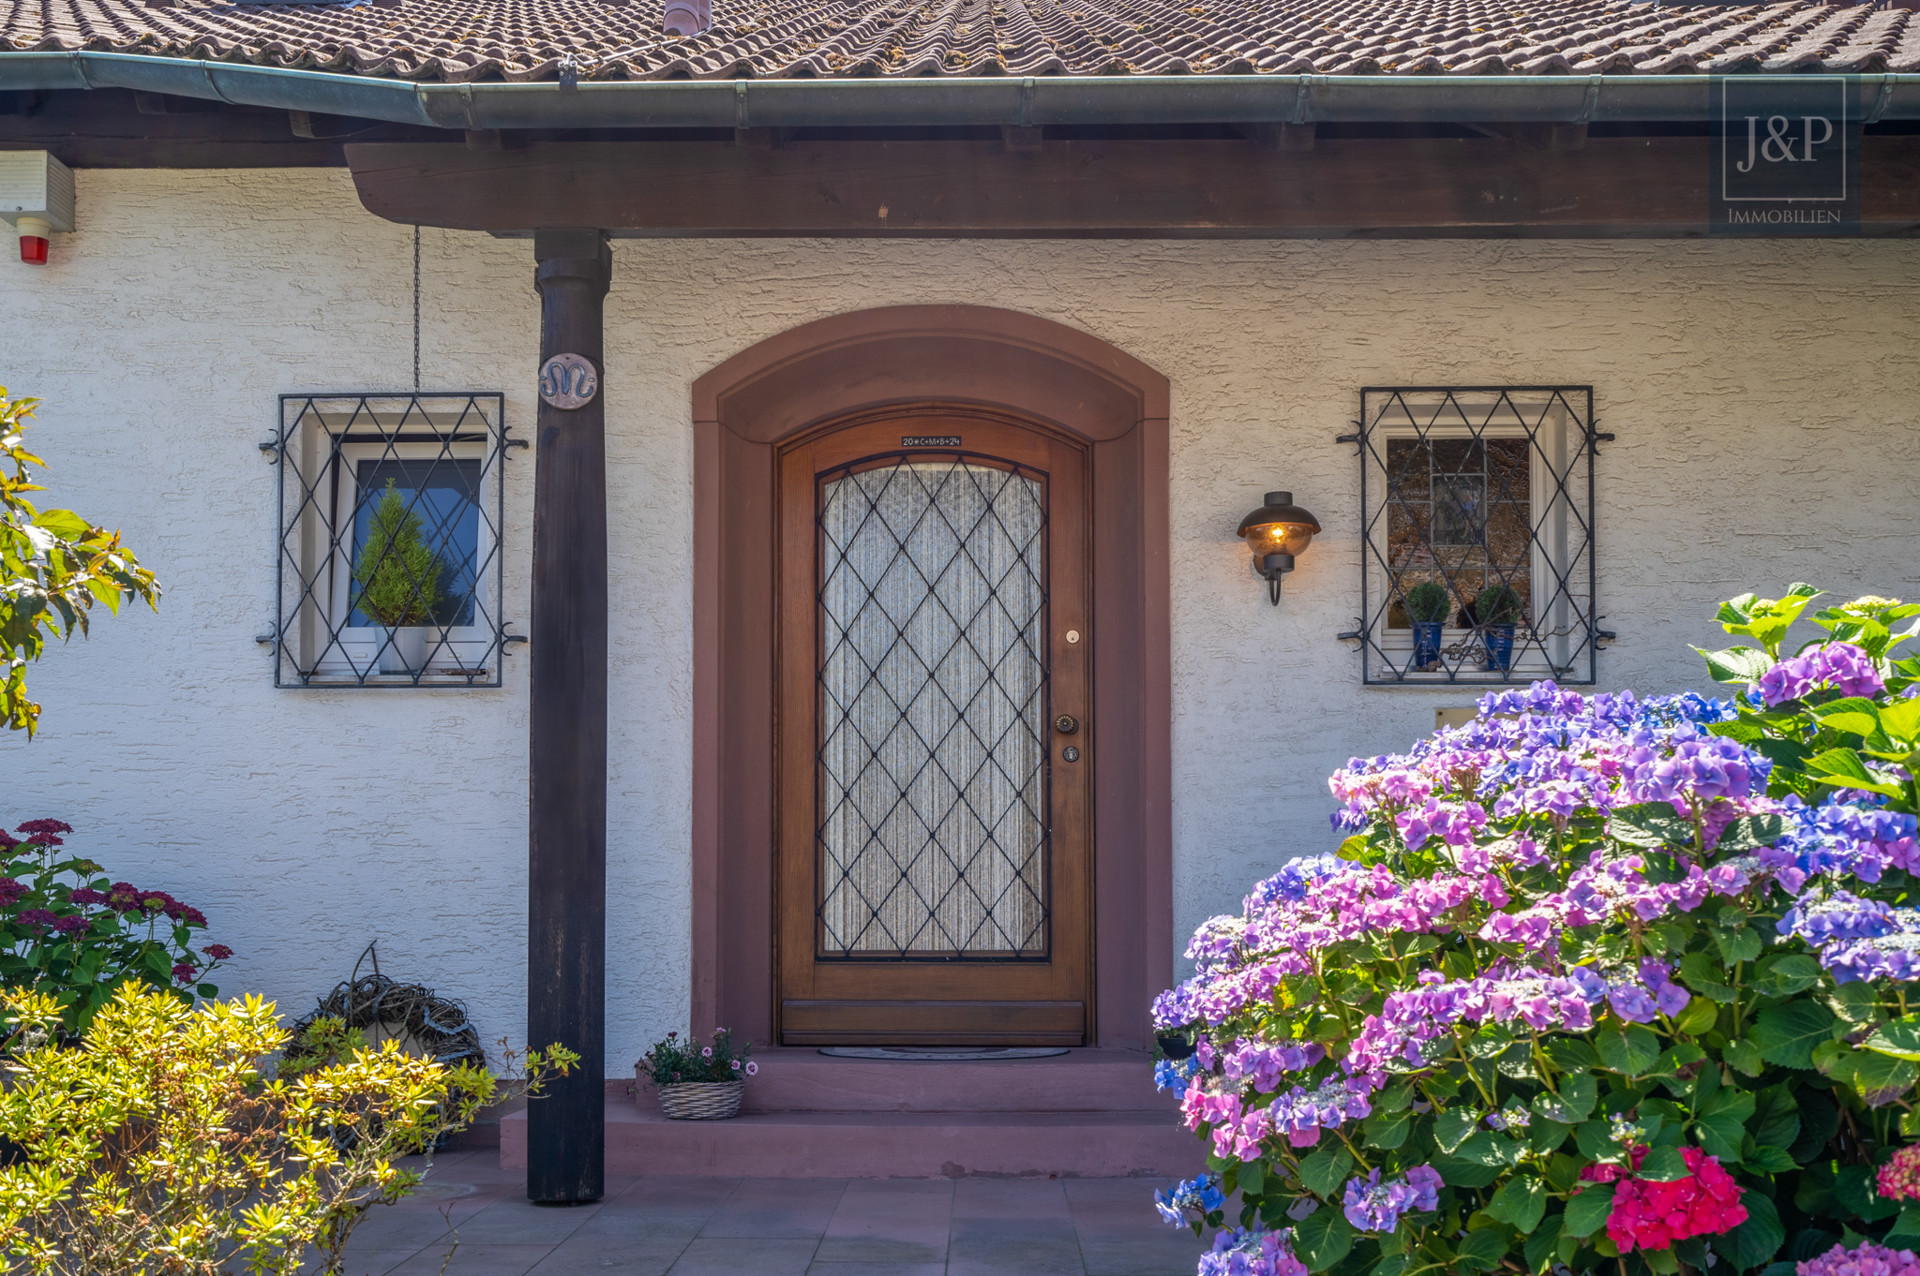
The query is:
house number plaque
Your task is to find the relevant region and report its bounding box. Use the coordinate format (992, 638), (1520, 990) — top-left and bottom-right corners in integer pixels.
(539, 353), (598, 410)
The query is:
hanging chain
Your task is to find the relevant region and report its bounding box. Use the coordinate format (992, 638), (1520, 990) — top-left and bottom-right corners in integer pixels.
(412, 225), (422, 392)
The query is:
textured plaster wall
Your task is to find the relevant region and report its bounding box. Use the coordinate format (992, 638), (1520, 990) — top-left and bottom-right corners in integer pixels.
(2, 167), (1916, 1068)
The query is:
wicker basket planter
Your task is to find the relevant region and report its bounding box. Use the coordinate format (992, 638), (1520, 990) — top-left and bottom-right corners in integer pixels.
(653, 1079), (745, 1121)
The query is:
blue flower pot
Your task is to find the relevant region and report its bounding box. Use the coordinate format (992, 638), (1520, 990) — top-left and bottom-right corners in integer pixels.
(1412, 621), (1444, 671)
(1484, 623), (1517, 672)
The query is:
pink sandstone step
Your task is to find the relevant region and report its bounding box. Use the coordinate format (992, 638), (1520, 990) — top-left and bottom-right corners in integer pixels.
(501, 1100), (1206, 1178)
(499, 1051), (1199, 1178)
(734, 1047), (1173, 1114)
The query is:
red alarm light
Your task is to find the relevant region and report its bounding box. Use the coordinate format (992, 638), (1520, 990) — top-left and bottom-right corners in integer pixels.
(15, 217), (51, 266)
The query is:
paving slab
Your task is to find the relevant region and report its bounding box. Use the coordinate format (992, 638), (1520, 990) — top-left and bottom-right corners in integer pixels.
(331, 1157), (1203, 1275)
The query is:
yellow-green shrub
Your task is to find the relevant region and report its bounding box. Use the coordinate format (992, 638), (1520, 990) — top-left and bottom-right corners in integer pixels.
(0, 983), (574, 1275)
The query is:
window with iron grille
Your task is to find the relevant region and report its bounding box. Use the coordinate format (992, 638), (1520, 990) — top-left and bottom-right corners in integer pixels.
(1352, 387), (1604, 686)
(271, 393), (512, 687)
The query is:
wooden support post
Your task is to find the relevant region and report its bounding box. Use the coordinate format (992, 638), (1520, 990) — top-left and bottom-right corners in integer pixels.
(526, 227), (611, 1206)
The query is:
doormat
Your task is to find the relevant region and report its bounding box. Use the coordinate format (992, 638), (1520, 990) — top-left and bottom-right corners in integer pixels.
(818, 1046), (1069, 1061)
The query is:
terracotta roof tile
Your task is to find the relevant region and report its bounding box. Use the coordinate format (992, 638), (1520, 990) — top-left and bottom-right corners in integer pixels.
(3, 0), (1917, 84)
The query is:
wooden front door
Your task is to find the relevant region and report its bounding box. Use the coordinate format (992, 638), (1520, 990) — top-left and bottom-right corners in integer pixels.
(776, 410), (1091, 1046)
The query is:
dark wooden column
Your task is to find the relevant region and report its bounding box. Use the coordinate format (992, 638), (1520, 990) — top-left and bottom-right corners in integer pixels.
(527, 228), (610, 1205)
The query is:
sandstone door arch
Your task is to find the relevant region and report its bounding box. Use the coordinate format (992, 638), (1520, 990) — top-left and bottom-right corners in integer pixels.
(691, 305), (1170, 1049)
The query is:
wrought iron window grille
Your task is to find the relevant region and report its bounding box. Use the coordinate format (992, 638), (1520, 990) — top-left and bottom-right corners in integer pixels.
(271, 393), (513, 688)
(1347, 386), (1606, 687)
(814, 452), (1053, 963)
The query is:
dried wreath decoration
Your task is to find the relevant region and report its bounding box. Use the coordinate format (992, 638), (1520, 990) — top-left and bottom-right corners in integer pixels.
(285, 941), (484, 1068)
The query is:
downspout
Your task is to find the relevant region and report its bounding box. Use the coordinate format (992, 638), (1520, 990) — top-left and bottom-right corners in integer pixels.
(3, 53), (1919, 129)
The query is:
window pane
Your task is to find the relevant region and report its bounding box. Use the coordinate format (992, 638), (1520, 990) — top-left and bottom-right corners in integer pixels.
(350, 459), (483, 627)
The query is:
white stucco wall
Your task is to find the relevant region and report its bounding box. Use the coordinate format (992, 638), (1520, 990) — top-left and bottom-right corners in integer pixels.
(3, 167), (1916, 1071)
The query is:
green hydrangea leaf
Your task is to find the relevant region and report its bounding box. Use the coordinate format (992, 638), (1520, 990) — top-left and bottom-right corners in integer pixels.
(1455, 1226), (1510, 1273)
(1804, 747), (1905, 799)
(1753, 1001), (1838, 1070)
(1725, 1040), (1766, 1077)
(1523, 1214), (1565, 1274)
(1747, 1085), (1800, 1152)
(1884, 1207), (1920, 1243)
(1545, 1039), (1599, 1073)
(1880, 696), (1920, 744)
(1487, 1175), (1548, 1233)
(1610, 802), (1698, 848)
(1712, 1190), (1785, 1272)
(1298, 1144), (1354, 1198)
(1363, 1108), (1413, 1151)
(1834, 1164), (1902, 1223)
(1695, 646), (1774, 685)
(1744, 1146), (1797, 1174)
(1865, 1015), (1920, 1062)
(1564, 1183), (1614, 1238)
(1637, 1146), (1691, 1182)
(1752, 955), (1822, 997)
(1643, 1247), (1682, 1274)
(1598, 1025), (1662, 1076)
(1434, 1108), (1480, 1154)
(1296, 1206), (1354, 1273)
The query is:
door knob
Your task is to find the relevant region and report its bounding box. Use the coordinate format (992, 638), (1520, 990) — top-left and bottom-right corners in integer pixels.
(1053, 714), (1079, 735)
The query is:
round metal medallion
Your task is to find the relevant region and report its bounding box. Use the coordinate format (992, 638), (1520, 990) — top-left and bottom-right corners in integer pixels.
(539, 353), (599, 410)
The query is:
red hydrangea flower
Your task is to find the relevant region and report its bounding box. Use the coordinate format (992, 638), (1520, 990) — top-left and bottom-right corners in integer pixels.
(15, 819), (71, 846)
(171, 962), (198, 984)
(1878, 1146), (1920, 1203)
(202, 944), (233, 961)
(1579, 1147), (1746, 1252)
(17, 908), (57, 932)
(66, 888), (106, 906)
(0, 878), (26, 907)
(106, 883), (144, 913)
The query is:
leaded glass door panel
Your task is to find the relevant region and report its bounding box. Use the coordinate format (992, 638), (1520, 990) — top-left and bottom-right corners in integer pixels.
(776, 413), (1091, 1045)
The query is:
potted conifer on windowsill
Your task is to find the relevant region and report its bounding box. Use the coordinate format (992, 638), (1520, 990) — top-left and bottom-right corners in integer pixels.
(1473, 582), (1525, 672)
(1402, 581), (1451, 672)
(352, 480), (442, 676)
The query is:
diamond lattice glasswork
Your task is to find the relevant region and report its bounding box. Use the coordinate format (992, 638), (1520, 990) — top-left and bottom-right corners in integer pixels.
(273, 393), (511, 687)
(815, 457), (1051, 960)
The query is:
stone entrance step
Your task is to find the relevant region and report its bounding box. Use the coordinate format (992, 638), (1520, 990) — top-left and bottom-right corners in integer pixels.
(499, 1049), (1201, 1178)
(501, 1102), (1205, 1178)
(738, 1046), (1170, 1114)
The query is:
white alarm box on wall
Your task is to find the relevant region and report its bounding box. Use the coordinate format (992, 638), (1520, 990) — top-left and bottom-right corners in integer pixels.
(0, 151), (76, 232)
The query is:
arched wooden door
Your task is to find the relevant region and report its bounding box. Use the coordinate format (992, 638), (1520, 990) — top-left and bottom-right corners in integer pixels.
(775, 409), (1092, 1045)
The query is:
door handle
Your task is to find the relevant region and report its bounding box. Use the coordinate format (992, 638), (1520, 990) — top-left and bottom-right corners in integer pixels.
(1053, 714), (1079, 735)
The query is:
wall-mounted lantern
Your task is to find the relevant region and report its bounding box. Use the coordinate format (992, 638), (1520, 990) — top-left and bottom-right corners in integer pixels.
(1236, 490), (1320, 605)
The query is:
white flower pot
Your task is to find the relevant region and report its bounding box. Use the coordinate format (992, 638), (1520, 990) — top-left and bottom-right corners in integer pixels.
(377, 625), (429, 675)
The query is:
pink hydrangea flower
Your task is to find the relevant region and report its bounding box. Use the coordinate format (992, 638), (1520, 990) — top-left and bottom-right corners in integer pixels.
(1878, 1146), (1920, 1203)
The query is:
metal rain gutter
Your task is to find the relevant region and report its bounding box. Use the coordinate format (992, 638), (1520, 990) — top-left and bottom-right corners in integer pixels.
(3, 52), (1920, 129)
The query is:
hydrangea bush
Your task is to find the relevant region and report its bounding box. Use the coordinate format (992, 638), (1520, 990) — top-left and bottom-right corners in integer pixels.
(0, 819), (230, 1036)
(1152, 587), (1920, 1276)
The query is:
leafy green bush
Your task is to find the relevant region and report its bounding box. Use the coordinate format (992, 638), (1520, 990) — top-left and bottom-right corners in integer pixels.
(0, 819), (228, 1037)
(0, 983), (576, 1275)
(1151, 587), (1920, 1276)
(1, 386), (160, 736)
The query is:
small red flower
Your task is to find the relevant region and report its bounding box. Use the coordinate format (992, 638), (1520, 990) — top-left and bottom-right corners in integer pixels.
(202, 944), (233, 961)
(172, 962), (198, 984)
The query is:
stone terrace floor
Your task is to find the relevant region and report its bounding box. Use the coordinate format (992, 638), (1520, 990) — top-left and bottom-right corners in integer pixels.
(336, 1148), (1206, 1275)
